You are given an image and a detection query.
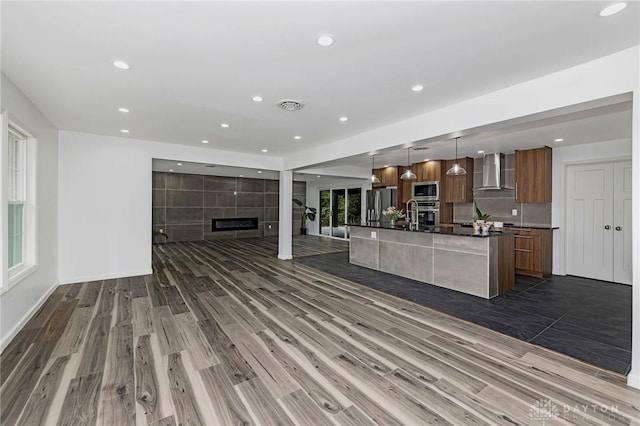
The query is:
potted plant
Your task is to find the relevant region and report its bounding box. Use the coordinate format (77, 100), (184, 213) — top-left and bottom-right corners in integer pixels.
(292, 198), (317, 235)
(474, 203), (491, 235)
(474, 203), (491, 222)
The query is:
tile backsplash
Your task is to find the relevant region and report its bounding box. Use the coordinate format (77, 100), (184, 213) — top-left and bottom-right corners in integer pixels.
(452, 153), (551, 227)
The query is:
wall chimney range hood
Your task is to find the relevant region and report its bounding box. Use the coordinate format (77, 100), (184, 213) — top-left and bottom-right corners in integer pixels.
(476, 152), (511, 190)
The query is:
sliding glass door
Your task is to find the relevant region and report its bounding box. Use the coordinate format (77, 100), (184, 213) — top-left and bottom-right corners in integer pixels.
(331, 189), (346, 238)
(319, 187), (362, 239)
(346, 188), (362, 239)
(319, 190), (330, 236)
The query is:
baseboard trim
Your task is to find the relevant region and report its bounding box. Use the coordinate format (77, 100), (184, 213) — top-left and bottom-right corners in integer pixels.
(0, 281), (59, 352)
(627, 368), (640, 390)
(58, 269), (153, 285)
(277, 254), (293, 260)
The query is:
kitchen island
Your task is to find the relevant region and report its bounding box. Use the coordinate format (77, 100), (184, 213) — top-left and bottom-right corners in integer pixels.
(349, 224), (514, 299)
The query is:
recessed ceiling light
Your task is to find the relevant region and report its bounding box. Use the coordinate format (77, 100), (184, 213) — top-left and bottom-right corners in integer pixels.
(554, 138), (564, 142)
(317, 175), (321, 178)
(239, 174), (243, 177)
(257, 170), (262, 174)
(424, 158), (430, 162)
(120, 129), (130, 133)
(339, 116), (348, 122)
(261, 149), (268, 153)
(118, 107), (130, 113)
(252, 96), (263, 102)
(202, 140), (209, 144)
(316, 34), (335, 47)
(177, 163), (182, 166)
(383, 164), (389, 168)
(221, 123), (230, 128)
(113, 60), (131, 70)
(599, 2), (627, 16)
(477, 150), (485, 154)
(411, 85), (424, 92)
(169, 169), (174, 172)
(294, 135), (301, 140)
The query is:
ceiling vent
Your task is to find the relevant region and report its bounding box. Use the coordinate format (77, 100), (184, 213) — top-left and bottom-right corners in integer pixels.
(277, 100), (304, 111)
(412, 146), (429, 151)
(205, 164), (217, 168)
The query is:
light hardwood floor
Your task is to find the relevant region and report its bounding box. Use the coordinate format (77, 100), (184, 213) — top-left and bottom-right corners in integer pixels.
(1, 236), (639, 425)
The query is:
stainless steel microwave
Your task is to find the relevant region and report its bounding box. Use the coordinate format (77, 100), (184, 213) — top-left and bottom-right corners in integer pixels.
(412, 181), (440, 201)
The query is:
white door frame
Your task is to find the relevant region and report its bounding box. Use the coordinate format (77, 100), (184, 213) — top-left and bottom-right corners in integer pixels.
(560, 155), (632, 277)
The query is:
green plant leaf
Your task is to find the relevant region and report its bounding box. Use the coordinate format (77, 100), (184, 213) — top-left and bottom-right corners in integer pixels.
(474, 202), (491, 220)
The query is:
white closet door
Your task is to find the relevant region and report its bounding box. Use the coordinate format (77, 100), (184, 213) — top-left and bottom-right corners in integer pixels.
(566, 162), (614, 281)
(613, 161), (632, 285)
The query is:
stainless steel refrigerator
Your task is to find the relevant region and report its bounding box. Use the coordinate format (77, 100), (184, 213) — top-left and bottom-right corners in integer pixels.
(366, 188), (397, 226)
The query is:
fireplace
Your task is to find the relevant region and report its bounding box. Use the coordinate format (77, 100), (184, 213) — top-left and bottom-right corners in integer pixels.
(212, 217), (259, 232)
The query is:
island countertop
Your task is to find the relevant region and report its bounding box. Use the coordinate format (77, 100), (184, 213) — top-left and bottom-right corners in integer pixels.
(349, 225), (515, 298)
(349, 222), (515, 238)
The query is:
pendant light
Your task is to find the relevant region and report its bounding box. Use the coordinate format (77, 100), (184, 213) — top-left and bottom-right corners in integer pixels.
(370, 155), (380, 183)
(446, 137), (467, 176)
(400, 147), (417, 180)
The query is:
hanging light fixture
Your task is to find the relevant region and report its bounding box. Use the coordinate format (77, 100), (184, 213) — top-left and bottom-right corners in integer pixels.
(400, 147), (417, 180)
(446, 137), (467, 176)
(370, 154), (380, 183)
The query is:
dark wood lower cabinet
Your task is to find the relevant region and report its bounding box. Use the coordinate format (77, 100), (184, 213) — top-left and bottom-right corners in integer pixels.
(512, 228), (552, 278)
(497, 234), (515, 294)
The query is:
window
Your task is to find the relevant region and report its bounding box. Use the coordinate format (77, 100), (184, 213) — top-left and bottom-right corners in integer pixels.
(8, 127), (27, 269)
(2, 120), (36, 292)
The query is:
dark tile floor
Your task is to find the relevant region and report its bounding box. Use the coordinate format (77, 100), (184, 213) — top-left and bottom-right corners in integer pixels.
(294, 251), (632, 375)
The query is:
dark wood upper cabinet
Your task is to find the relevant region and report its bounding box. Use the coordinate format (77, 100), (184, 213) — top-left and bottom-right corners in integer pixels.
(442, 157), (474, 203)
(515, 147), (552, 203)
(371, 168), (385, 188)
(383, 166), (398, 187)
(412, 160), (441, 182)
(371, 166), (399, 189)
(424, 161), (441, 182)
(399, 166), (417, 206)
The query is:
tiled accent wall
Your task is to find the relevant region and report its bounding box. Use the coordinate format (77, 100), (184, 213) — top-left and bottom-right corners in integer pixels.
(452, 153), (552, 227)
(152, 172), (306, 242)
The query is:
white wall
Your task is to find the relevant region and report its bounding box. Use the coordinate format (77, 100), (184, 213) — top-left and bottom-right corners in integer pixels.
(551, 138), (632, 276)
(58, 131), (282, 284)
(0, 75), (59, 350)
(304, 178), (370, 236)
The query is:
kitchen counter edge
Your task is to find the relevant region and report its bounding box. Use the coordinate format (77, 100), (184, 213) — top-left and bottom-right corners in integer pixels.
(348, 223), (514, 238)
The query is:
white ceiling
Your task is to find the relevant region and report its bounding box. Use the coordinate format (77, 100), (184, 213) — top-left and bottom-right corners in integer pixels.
(3, 1), (639, 162)
(313, 99), (633, 170)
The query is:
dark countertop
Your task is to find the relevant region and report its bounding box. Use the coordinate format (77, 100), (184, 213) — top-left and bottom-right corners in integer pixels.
(451, 222), (559, 230)
(349, 223), (514, 238)
(507, 225), (560, 230)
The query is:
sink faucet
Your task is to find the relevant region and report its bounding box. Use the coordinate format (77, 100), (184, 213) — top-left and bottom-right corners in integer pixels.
(406, 199), (419, 229)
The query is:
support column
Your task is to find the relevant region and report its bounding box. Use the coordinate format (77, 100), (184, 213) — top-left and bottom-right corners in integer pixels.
(277, 170), (293, 260)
